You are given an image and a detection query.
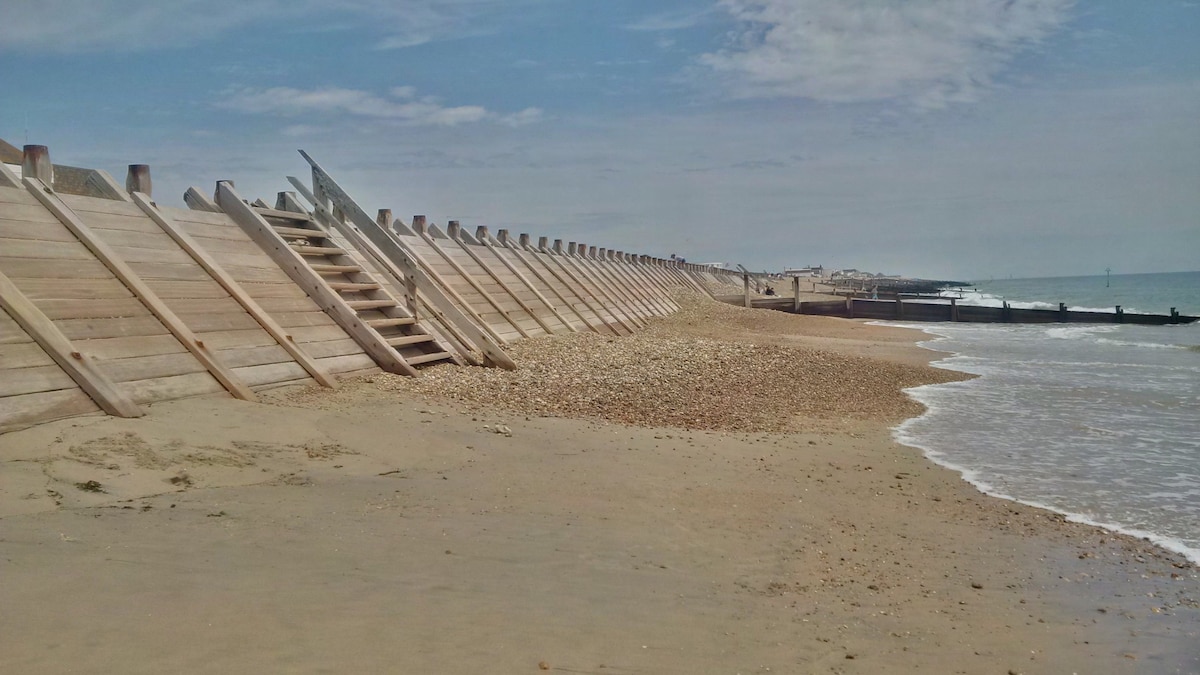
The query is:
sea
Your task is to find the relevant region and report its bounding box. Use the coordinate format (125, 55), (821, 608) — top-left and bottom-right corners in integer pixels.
(887, 271), (1200, 564)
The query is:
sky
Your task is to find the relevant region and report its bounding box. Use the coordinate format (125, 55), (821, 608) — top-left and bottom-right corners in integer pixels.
(1, 0), (1197, 280)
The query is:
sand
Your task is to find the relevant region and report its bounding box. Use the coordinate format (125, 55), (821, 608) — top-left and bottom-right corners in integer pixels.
(1, 298), (1197, 674)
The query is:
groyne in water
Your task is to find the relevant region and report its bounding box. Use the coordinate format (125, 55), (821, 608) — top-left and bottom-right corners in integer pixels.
(0, 142), (743, 433)
(744, 296), (1197, 325)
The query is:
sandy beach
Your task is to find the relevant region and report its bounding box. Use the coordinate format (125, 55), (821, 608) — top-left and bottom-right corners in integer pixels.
(1, 297), (1196, 674)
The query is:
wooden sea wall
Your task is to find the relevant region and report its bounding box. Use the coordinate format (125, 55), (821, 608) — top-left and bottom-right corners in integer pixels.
(0, 144), (741, 432)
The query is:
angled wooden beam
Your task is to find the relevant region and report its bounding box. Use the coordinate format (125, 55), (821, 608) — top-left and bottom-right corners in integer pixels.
(24, 176), (257, 401)
(596, 248), (676, 316)
(496, 231), (597, 333)
(572, 244), (650, 320)
(0, 161), (19, 188)
(131, 191), (338, 388)
(539, 241), (636, 334)
(287, 166), (515, 369)
(86, 169), (131, 202)
(560, 242), (645, 329)
(0, 268), (143, 418)
(445, 223), (559, 335)
(477, 227), (578, 333)
(418, 223), (532, 339)
(215, 181), (419, 377)
(184, 186), (221, 212)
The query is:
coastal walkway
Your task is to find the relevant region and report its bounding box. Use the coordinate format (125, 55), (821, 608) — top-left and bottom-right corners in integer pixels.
(0, 141), (742, 432)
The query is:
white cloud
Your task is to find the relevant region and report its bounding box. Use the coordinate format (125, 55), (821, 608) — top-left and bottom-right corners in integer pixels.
(625, 8), (715, 32)
(701, 0), (1076, 108)
(0, 0), (545, 53)
(220, 86), (532, 128)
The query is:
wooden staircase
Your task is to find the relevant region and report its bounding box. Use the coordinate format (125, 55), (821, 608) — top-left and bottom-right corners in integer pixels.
(214, 183), (459, 376)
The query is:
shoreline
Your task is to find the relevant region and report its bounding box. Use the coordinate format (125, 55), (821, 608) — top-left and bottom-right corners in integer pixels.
(1, 297), (1197, 672)
(888, 320), (1200, 567)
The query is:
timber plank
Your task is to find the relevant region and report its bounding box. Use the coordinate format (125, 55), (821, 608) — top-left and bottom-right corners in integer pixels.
(0, 364), (78, 397)
(300, 337), (363, 359)
(0, 341), (57, 368)
(0, 216), (80, 242)
(0, 389), (101, 434)
(317, 352), (380, 374)
(0, 269), (143, 418)
(102, 352), (210, 383)
(60, 194), (144, 217)
(190, 329), (278, 351)
(75, 211), (164, 235)
(0, 238), (94, 260)
(6, 277), (132, 301)
(57, 316), (171, 341)
(78, 334), (186, 360)
(36, 297), (149, 320)
(0, 257), (113, 280)
(214, 343), (292, 369)
(234, 361), (311, 388)
(287, 325), (354, 344)
(174, 311), (261, 333)
(123, 372), (226, 405)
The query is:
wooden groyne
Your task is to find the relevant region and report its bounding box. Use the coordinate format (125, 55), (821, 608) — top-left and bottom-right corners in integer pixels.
(0, 142), (744, 433)
(745, 296), (1198, 325)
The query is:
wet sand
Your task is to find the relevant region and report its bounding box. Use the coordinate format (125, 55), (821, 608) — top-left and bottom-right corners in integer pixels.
(1, 298), (1196, 674)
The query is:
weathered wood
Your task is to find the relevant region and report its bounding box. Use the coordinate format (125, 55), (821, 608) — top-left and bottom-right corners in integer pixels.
(22, 145), (52, 184)
(215, 181), (419, 377)
(523, 243), (618, 335)
(495, 232), (597, 333)
(447, 225), (558, 335)
(24, 176), (255, 402)
(417, 225), (532, 339)
(126, 165), (152, 197)
(0, 268), (143, 417)
(184, 186), (221, 213)
(85, 170), (131, 202)
(0, 162), (20, 188)
(290, 159), (514, 368)
(551, 245), (639, 332)
(132, 192), (337, 388)
(477, 227), (577, 333)
(0, 388), (101, 434)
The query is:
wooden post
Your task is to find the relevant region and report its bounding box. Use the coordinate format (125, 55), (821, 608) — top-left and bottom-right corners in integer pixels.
(743, 273), (751, 308)
(896, 296), (903, 319)
(22, 145), (53, 184)
(126, 164), (152, 196)
(950, 297), (959, 321)
(377, 209), (392, 230)
(1059, 302), (1067, 322)
(792, 276), (801, 313)
(846, 296), (854, 319)
(1115, 305), (1123, 323)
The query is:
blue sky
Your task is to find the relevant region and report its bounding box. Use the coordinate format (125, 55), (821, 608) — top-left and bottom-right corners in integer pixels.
(1, 0), (1197, 280)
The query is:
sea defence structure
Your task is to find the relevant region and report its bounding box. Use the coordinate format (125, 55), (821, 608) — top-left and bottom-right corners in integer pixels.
(0, 142), (741, 432)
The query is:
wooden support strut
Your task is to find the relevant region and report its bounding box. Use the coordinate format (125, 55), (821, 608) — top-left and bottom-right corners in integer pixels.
(576, 245), (656, 322)
(451, 224), (562, 335)
(0, 268), (144, 418)
(497, 231), (599, 333)
(292, 154), (515, 369)
(524, 236), (618, 335)
(215, 181), (419, 377)
(416, 223), (533, 339)
(560, 242), (644, 330)
(24, 176), (257, 402)
(603, 249), (677, 315)
(130, 191), (338, 388)
(539, 240), (630, 335)
(477, 227), (578, 333)
(592, 247), (675, 317)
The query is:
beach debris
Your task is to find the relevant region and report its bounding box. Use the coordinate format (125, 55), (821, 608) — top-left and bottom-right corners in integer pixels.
(537, 661), (550, 670)
(74, 480), (104, 493)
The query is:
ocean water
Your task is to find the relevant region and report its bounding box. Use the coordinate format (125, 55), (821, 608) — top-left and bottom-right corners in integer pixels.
(888, 271), (1200, 564)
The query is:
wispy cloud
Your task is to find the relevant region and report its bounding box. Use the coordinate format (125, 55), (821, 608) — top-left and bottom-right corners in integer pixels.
(0, 0), (544, 53)
(219, 85), (540, 128)
(701, 0), (1077, 109)
(624, 8), (716, 32)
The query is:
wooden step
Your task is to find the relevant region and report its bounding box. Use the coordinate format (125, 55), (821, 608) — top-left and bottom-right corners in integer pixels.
(272, 225), (329, 239)
(405, 351), (456, 366)
(328, 281), (381, 292)
(311, 264), (362, 274)
(254, 207), (314, 222)
(386, 333), (436, 347)
(292, 244), (347, 256)
(347, 300), (398, 311)
(367, 317), (416, 328)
